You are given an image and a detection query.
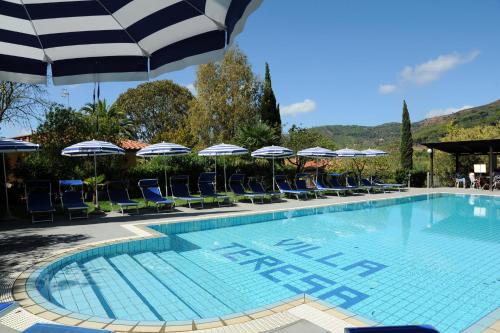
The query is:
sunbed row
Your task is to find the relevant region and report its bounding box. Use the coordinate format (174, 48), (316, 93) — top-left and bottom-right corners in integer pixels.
(24, 172), (404, 223)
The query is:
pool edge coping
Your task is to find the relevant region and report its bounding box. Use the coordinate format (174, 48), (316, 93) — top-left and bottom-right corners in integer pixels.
(11, 190), (500, 332)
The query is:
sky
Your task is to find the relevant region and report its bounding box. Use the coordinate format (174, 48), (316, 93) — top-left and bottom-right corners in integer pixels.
(3, 0), (500, 137)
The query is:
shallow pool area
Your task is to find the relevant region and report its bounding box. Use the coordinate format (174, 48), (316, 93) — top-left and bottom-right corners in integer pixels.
(26, 194), (500, 332)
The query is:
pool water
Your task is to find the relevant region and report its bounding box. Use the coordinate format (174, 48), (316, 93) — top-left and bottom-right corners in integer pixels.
(31, 194), (499, 332)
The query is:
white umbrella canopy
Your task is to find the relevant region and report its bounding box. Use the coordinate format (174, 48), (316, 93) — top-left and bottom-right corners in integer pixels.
(198, 143), (248, 192)
(62, 140), (124, 208)
(0, 138), (40, 217)
(0, 0), (262, 85)
(136, 142), (191, 196)
(361, 149), (388, 157)
(333, 148), (366, 157)
(297, 146), (337, 180)
(251, 146), (294, 191)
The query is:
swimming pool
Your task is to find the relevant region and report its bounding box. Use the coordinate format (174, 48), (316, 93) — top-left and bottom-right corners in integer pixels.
(26, 194), (499, 332)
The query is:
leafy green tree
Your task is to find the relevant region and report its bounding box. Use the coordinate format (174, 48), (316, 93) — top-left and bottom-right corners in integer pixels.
(188, 47), (262, 147)
(80, 99), (134, 141)
(259, 63), (281, 142)
(0, 81), (48, 132)
(235, 122), (280, 153)
(113, 80), (193, 142)
(283, 125), (336, 172)
(400, 100), (413, 170)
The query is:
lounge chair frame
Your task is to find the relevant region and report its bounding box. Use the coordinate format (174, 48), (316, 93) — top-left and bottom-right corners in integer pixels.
(229, 174), (265, 204)
(25, 180), (55, 223)
(107, 181), (139, 215)
(314, 174), (347, 197)
(274, 175), (309, 200)
(138, 178), (174, 212)
(198, 172), (231, 207)
(170, 175), (204, 208)
(248, 177), (282, 201)
(59, 180), (89, 220)
(295, 173), (326, 198)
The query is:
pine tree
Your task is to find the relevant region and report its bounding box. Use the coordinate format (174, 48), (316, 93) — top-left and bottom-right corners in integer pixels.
(400, 100), (413, 170)
(260, 63), (282, 141)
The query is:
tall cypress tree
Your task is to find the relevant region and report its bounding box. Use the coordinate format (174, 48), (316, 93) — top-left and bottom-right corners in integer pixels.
(400, 100), (413, 170)
(260, 63), (282, 141)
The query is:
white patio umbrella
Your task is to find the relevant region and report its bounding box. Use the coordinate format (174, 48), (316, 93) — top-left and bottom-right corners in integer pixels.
(333, 148), (366, 184)
(0, 138), (40, 217)
(361, 149), (388, 182)
(251, 146), (294, 191)
(136, 142), (191, 196)
(297, 147), (337, 181)
(198, 144), (248, 193)
(62, 140), (124, 208)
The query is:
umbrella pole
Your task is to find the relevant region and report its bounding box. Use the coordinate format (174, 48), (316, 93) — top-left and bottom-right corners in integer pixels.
(2, 153), (11, 218)
(272, 156), (275, 192)
(164, 155), (168, 197)
(94, 153), (99, 209)
(214, 156), (217, 191)
(316, 157), (319, 182)
(223, 156), (227, 193)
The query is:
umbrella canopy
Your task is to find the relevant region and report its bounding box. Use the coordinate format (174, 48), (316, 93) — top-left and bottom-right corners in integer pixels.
(297, 147), (337, 180)
(252, 146), (294, 191)
(361, 149), (388, 157)
(198, 143), (248, 192)
(62, 140), (124, 208)
(1, 138), (40, 217)
(137, 142), (191, 196)
(333, 148), (366, 157)
(0, 0), (262, 85)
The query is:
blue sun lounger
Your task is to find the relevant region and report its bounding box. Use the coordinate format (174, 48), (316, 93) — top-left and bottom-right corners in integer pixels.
(372, 177), (406, 192)
(138, 179), (174, 212)
(295, 173), (325, 198)
(361, 178), (384, 193)
(328, 174), (351, 193)
(198, 172), (231, 206)
(248, 177), (282, 201)
(59, 180), (88, 220)
(314, 175), (347, 196)
(346, 176), (371, 194)
(275, 175), (309, 200)
(170, 175), (204, 208)
(107, 181), (139, 215)
(229, 174), (265, 204)
(25, 180), (56, 223)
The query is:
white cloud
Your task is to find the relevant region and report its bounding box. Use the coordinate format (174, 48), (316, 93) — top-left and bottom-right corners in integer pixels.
(426, 105), (474, 118)
(281, 99), (316, 116)
(379, 50), (480, 94)
(185, 83), (196, 95)
(378, 84), (397, 94)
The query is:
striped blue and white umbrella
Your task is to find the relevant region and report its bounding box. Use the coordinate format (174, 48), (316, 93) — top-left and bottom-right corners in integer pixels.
(1, 138), (40, 217)
(297, 147), (337, 180)
(252, 146), (294, 191)
(62, 140), (124, 208)
(0, 0), (262, 85)
(361, 149), (388, 157)
(199, 143), (248, 192)
(137, 142), (191, 196)
(333, 148), (366, 157)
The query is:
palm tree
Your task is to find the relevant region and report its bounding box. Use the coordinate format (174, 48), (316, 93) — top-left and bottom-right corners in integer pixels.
(80, 99), (135, 139)
(235, 122), (280, 152)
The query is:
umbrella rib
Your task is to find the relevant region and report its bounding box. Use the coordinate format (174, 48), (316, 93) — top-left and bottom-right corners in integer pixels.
(182, 0), (227, 30)
(19, 0), (51, 64)
(94, 0), (150, 57)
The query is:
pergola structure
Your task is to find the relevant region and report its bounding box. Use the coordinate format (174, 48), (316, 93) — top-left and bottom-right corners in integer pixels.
(422, 139), (500, 190)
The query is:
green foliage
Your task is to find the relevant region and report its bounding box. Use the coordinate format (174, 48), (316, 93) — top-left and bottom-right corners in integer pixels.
(80, 99), (134, 140)
(113, 80), (194, 143)
(400, 100), (413, 171)
(235, 122), (280, 153)
(259, 63), (281, 142)
(188, 47), (262, 147)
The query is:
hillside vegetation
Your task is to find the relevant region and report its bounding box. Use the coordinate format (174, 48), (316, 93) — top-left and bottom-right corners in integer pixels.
(314, 100), (500, 148)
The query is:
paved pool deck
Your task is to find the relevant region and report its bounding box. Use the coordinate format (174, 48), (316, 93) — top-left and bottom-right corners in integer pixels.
(0, 187), (498, 333)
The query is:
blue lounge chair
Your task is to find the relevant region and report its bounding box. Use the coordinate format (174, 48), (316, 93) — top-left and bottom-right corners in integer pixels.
(170, 175), (204, 208)
(59, 180), (88, 220)
(327, 174), (351, 193)
(107, 181), (139, 215)
(248, 177), (282, 201)
(25, 180), (55, 223)
(23, 323), (112, 333)
(274, 175), (309, 200)
(345, 175), (368, 193)
(229, 174), (265, 204)
(314, 174), (347, 197)
(372, 177), (406, 192)
(138, 179), (174, 212)
(198, 172), (231, 206)
(361, 178), (384, 193)
(295, 173), (325, 198)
